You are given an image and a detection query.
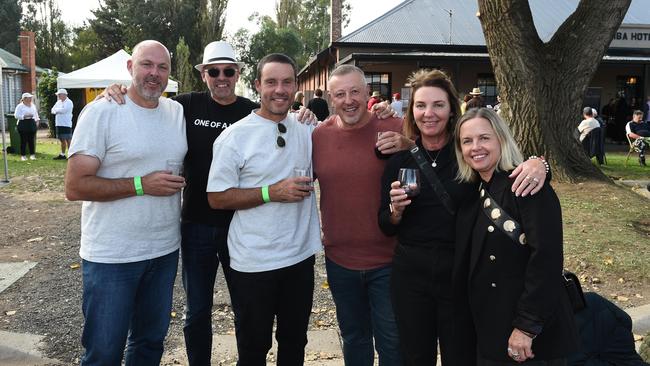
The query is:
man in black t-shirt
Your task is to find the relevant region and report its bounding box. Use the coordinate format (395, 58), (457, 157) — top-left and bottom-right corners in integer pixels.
(306, 88), (330, 121)
(626, 110), (650, 166)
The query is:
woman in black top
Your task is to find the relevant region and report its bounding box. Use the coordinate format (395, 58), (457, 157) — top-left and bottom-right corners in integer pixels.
(378, 70), (548, 365)
(453, 108), (578, 364)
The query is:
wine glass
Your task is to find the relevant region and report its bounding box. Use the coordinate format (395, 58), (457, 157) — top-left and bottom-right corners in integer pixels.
(398, 168), (420, 197)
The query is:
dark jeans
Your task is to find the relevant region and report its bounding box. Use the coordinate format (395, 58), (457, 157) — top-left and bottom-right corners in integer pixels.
(80, 250), (179, 366)
(390, 244), (455, 366)
(18, 130), (36, 156)
(229, 255), (315, 366)
(477, 357), (567, 366)
(180, 221), (233, 366)
(325, 258), (401, 366)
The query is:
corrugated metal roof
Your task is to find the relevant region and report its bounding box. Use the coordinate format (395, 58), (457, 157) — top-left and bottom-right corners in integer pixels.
(0, 48), (28, 72)
(338, 0), (649, 46)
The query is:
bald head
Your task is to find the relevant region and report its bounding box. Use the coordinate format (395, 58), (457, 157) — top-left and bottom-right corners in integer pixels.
(127, 40), (171, 107)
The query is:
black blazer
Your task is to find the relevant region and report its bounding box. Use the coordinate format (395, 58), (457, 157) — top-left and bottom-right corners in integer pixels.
(453, 171), (579, 362)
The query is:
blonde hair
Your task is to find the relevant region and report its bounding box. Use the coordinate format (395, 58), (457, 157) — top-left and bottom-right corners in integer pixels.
(294, 91), (304, 103)
(403, 69), (461, 139)
(454, 108), (523, 182)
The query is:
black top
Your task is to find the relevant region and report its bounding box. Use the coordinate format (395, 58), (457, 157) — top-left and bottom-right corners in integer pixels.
(291, 101), (303, 111)
(629, 120), (650, 137)
(173, 92), (259, 226)
(378, 138), (475, 248)
(306, 97), (330, 121)
(454, 171), (579, 361)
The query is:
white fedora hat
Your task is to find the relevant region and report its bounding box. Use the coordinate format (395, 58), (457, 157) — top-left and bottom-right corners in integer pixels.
(55, 88), (68, 95)
(194, 41), (245, 71)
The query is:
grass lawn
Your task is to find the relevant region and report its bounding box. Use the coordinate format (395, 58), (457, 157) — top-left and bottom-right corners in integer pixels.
(600, 151), (650, 181)
(1, 137), (67, 193)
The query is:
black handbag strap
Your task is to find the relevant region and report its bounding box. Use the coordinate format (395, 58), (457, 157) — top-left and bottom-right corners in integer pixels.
(478, 183), (527, 245)
(409, 145), (456, 215)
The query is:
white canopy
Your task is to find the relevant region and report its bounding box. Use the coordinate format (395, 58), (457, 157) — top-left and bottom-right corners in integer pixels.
(57, 50), (178, 92)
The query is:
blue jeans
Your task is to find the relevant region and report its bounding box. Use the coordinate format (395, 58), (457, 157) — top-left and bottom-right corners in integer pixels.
(80, 250), (179, 366)
(180, 221), (233, 366)
(325, 258), (402, 366)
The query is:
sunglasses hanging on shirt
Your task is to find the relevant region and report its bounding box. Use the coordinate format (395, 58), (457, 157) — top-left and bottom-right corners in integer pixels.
(277, 123), (287, 148)
(206, 68), (237, 78)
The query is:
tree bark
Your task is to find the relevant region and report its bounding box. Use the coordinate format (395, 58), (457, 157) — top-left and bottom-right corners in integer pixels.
(477, 0), (631, 182)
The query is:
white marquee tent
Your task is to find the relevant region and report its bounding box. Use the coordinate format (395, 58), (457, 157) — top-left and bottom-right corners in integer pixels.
(57, 50), (178, 92)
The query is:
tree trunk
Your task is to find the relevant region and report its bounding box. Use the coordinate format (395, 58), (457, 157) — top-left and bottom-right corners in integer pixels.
(477, 0), (631, 182)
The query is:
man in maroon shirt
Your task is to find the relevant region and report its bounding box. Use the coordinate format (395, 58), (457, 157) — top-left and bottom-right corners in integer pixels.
(312, 65), (411, 366)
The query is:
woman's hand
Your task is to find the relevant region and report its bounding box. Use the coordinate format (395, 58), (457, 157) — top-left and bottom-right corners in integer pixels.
(389, 180), (410, 224)
(510, 158), (547, 197)
(507, 328), (534, 363)
(372, 101), (397, 119)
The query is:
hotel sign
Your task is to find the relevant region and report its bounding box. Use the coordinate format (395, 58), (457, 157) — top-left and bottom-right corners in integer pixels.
(611, 24), (650, 49)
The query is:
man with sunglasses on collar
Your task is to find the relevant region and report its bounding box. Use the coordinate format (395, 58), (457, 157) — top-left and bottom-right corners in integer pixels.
(206, 53), (320, 365)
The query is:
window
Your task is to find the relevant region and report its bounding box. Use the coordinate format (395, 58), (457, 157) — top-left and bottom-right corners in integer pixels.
(477, 74), (498, 107)
(616, 75), (642, 110)
(365, 72), (391, 101)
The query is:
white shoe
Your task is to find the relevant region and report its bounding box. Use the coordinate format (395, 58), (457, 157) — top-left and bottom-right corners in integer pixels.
(21, 156), (27, 161)
(29, 155), (36, 160)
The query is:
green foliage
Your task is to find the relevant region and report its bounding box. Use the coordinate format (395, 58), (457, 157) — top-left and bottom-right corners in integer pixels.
(89, 0), (228, 92)
(0, 0), (22, 55)
(175, 37), (194, 94)
(21, 0), (72, 70)
(36, 68), (59, 138)
(232, 0), (351, 96)
(236, 16), (303, 94)
(68, 25), (103, 70)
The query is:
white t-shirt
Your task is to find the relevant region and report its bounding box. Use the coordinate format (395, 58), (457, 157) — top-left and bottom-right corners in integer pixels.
(14, 103), (40, 121)
(207, 111), (322, 272)
(578, 117), (600, 141)
(51, 98), (73, 127)
(391, 100), (404, 118)
(69, 95), (187, 263)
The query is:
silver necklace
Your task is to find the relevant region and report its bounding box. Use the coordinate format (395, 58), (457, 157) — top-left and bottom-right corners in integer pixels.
(424, 147), (442, 168)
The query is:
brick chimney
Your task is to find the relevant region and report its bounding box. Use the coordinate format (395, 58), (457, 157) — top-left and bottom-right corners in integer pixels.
(330, 0), (342, 44)
(19, 30), (36, 94)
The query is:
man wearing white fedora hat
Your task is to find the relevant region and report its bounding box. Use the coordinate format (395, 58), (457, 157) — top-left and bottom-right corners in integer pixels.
(51, 88), (74, 160)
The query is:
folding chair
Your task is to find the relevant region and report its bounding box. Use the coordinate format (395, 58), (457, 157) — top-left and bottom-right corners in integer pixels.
(624, 122), (636, 167)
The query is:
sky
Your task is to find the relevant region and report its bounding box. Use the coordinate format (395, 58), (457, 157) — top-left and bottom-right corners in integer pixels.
(56, 0), (400, 38)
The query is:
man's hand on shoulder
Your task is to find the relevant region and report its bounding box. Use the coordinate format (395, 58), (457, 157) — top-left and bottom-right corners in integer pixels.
(372, 101), (397, 119)
(94, 84), (128, 104)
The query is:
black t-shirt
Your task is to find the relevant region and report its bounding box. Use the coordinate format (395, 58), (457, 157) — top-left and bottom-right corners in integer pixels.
(629, 121), (650, 137)
(173, 92), (259, 226)
(307, 97), (330, 121)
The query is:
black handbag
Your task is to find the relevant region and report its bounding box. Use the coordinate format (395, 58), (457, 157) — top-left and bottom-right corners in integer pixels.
(562, 270), (587, 312)
(479, 184), (587, 313)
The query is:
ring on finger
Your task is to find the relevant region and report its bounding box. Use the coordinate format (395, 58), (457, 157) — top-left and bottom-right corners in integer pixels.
(532, 177), (540, 183)
(524, 175), (531, 180)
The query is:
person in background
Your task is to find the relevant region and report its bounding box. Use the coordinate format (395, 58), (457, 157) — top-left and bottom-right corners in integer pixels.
(454, 107), (579, 365)
(391, 92), (404, 118)
(292, 91), (304, 111)
(368, 91), (382, 110)
(466, 87), (485, 110)
(14, 92), (40, 161)
(578, 107), (600, 144)
(493, 95), (502, 114)
(51, 88), (74, 160)
(307, 88), (330, 121)
(379, 69), (548, 365)
(626, 110), (650, 166)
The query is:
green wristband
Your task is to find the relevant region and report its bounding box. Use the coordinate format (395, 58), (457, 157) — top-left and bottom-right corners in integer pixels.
(261, 185), (270, 203)
(134, 176), (144, 196)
